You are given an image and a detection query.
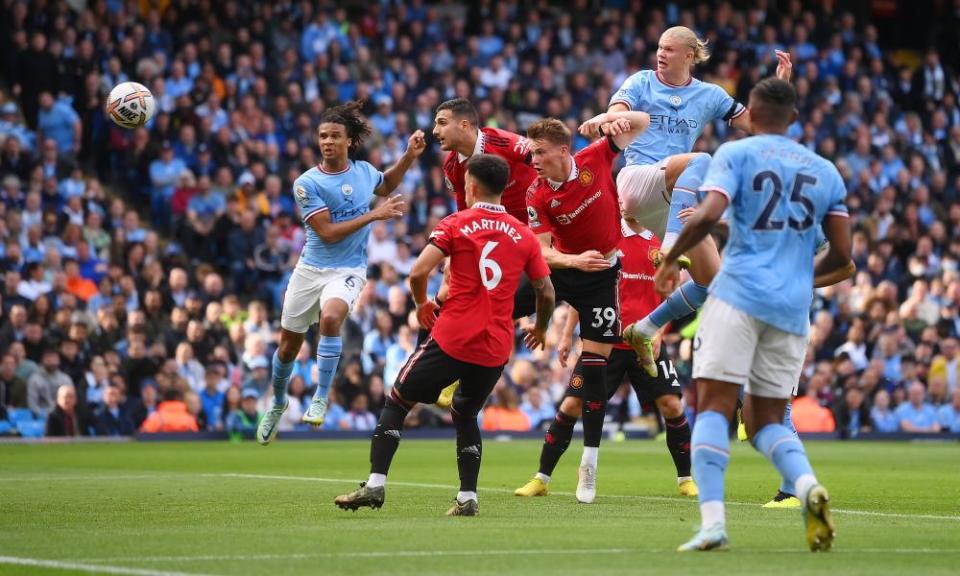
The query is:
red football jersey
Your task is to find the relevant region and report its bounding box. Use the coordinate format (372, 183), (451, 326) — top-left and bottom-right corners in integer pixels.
(428, 202), (550, 367)
(443, 127), (537, 223)
(614, 221), (664, 350)
(526, 137), (623, 256)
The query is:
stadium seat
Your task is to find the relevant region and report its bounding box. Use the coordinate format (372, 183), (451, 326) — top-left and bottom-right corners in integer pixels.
(16, 421), (46, 438)
(0, 421), (11, 435)
(7, 408), (36, 425)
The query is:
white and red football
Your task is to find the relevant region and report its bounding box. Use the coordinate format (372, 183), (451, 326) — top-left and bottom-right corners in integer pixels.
(105, 82), (156, 129)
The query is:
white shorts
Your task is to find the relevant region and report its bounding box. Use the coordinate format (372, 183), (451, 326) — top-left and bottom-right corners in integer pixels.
(692, 296), (807, 399)
(280, 263), (366, 333)
(617, 161), (669, 238)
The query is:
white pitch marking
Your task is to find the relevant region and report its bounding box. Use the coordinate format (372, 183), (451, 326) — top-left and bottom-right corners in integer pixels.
(0, 556), (218, 576)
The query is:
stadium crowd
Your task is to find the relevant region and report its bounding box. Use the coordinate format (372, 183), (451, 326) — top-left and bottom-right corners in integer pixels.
(1, 0), (960, 439)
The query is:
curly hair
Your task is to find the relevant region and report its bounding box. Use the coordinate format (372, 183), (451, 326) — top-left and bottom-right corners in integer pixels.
(318, 101), (372, 152)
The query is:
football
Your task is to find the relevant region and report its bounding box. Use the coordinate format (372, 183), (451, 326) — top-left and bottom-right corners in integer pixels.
(105, 81), (155, 129)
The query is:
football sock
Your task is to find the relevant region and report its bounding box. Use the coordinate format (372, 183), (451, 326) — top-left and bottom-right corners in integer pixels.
(665, 414), (692, 478)
(692, 410), (730, 529)
(580, 352), (607, 449)
(753, 422), (817, 503)
(780, 400), (797, 496)
(457, 491), (478, 504)
(453, 410), (482, 493)
(314, 335), (341, 401)
(369, 398), (409, 480)
(645, 280), (708, 334)
(538, 411), (577, 477)
(580, 446), (598, 468)
(663, 153), (709, 251)
(270, 349), (294, 408)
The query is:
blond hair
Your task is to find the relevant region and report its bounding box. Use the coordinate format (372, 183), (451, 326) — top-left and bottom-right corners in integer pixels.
(663, 26), (710, 65)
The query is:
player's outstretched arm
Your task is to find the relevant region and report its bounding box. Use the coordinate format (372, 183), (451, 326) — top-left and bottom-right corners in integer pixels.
(523, 275), (556, 351)
(375, 130), (427, 196)
(813, 214), (854, 288)
(307, 195), (405, 245)
(654, 190), (727, 297)
(409, 243), (445, 331)
(578, 111), (650, 150)
(730, 51), (793, 133)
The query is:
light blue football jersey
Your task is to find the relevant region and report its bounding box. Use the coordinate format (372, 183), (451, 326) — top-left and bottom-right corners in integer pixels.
(293, 160), (384, 270)
(702, 134), (848, 336)
(610, 70), (744, 165)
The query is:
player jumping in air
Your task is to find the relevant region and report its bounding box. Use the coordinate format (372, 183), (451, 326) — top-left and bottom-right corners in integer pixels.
(256, 102), (425, 444)
(585, 26), (791, 377)
(334, 154), (555, 516)
(655, 78), (851, 552)
(514, 111), (650, 503)
(514, 212), (697, 499)
(427, 98), (539, 408)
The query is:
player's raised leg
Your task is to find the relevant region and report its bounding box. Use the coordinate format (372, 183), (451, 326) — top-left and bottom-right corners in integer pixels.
(258, 265), (322, 445)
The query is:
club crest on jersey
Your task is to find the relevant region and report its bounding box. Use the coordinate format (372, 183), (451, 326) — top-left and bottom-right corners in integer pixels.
(341, 184), (353, 196)
(570, 375), (583, 389)
(648, 247), (662, 266)
(578, 169), (594, 187)
(669, 95), (682, 106)
(294, 185), (307, 200)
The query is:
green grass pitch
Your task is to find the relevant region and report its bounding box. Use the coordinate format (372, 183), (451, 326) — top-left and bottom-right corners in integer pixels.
(1, 438), (958, 575)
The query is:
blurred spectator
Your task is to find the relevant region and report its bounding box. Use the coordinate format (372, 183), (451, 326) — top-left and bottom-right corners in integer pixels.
(895, 381), (941, 432)
(340, 394), (377, 431)
(45, 384), (82, 437)
(835, 386), (872, 439)
(95, 385), (135, 437)
(199, 366), (226, 431)
(140, 387), (200, 433)
(482, 384), (531, 432)
(870, 389), (899, 433)
(27, 349), (72, 417)
(36, 92), (80, 156)
(937, 389), (960, 433)
(520, 387), (556, 430)
(0, 352), (27, 409)
(791, 385), (837, 433)
(226, 388), (261, 434)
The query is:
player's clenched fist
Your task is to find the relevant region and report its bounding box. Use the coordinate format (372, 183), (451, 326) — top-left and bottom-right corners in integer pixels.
(415, 299), (440, 331)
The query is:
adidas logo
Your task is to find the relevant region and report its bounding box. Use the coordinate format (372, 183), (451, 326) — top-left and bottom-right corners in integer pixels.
(550, 199), (561, 208)
(385, 429), (402, 439)
(461, 444), (481, 457)
(603, 329), (614, 337)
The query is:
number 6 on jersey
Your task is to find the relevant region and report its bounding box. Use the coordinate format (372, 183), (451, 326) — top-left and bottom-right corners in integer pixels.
(480, 241), (502, 290)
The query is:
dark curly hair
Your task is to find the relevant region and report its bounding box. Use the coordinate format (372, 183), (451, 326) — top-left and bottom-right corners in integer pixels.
(318, 101), (372, 153)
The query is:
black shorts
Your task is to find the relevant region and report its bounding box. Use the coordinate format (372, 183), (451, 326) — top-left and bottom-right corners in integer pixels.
(566, 347), (680, 403)
(514, 263), (621, 343)
(392, 338), (503, 418)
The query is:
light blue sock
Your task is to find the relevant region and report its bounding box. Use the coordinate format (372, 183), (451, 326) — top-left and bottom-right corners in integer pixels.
(691, 410), (730, 506)
(271, 350), (294, 408)
(754, 422), (815, 501)
(780, 401), (797, 495)
(647, 280), (708, 329)
(664, 152), (710, 248)
(314, 336), (342, 402)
